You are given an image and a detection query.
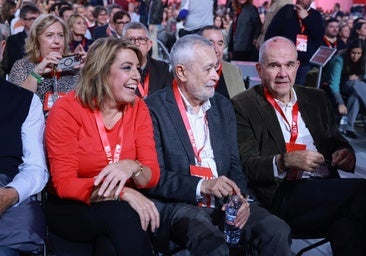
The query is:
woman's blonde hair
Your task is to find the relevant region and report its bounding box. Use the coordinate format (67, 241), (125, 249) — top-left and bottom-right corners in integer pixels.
(76, 37), (143, 110)
(67, 13), (87, 39)
(25, 14), (70, 63)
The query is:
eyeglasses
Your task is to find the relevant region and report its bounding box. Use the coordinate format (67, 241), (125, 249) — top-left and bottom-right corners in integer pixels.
(126, 37), (149, 45)
(115, 20), (130, 25)
(23, 16), (38, 21)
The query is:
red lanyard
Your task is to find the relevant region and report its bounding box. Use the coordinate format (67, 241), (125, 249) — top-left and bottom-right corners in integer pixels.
(214, 63), (223, 89)
(297, 13), (306, 34)
(173, 80), (207, 164)
(94, 111), (124, 164)
(264, 88), (299, 145)
(137, 71), (150, 98)
(323, 36), (337, 48)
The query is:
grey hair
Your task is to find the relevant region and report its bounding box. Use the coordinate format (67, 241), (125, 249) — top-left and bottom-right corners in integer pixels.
(258, 36), (297, 64)
(122, 21), (150, 38)
(170, 34), (213, 78)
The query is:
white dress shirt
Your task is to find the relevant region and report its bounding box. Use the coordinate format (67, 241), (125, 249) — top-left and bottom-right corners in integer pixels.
(178, 89), (218, 206)
(272, 89), (318, 178)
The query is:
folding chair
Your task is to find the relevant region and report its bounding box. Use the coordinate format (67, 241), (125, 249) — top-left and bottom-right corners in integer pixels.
(292, 232), (329, 256)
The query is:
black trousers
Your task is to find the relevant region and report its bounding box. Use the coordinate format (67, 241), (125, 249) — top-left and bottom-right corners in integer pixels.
(45, 196), (153, 256)
(272, 178), (366, 256)
(151, 200), (292, 256)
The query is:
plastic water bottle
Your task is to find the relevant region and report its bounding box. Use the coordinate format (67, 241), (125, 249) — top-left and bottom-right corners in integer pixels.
(339, 115), (348, 133)
(224, 194), (242, 245)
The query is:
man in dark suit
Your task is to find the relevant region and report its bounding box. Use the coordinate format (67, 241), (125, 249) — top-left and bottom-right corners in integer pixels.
(1, 4), (40, 77)
(123, 22), (173, 98)
(145, 34), (291, 256)
(232, 36), (366, 256)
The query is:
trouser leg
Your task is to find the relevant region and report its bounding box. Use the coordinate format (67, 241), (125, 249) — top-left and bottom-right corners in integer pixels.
(0, 247), (19, 256)
(272, 178), (366, 256)
(242, 203), (292, 256)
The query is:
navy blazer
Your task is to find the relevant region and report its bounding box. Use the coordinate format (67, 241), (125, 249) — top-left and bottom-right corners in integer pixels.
(145, 86), (248, 205)
(232, 85), (355, 208)
(93, 24), (116, 40)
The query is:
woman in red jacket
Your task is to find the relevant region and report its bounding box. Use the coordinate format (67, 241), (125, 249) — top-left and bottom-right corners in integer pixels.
(45, 37), (160, 256)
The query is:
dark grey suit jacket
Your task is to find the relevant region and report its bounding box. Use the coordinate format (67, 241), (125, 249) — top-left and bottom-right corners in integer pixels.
(145, 86), (248, 205)
(232, 84), (354, 208)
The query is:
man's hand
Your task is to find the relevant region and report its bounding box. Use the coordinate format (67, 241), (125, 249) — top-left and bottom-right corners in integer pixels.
(201, 176), (240, 198)
(0, 187), (19, 216)
(338, 104), (347, 115)
(295, 4), (309, 19)
(221, 194), (250, 229)
(332, 148), (355, 171)
(283, 150), (325, 172)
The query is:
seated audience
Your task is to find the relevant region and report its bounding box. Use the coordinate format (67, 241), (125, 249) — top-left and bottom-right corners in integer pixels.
(232, 36), (366, 256)
(59, 5), (74, 22)
(146, 34), (291, 256)
(67, 13), (93, 52)
(9, 14), (84, 113)
(88, 6), (108, 36)
(199, 25), (246, 98)
(112, 10), (131, 38)
(45, 37), (160, 256)
(0, 29), (49, 256)
(349, 21), (366, 42)
(323, 39), (366, 139)
(93, 4), (122, 40)
(123, 22), (173, 98)
(321, 18), (342, 52)
(337, 23), (350, 50)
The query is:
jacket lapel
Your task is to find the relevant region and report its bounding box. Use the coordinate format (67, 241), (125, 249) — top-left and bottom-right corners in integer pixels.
(165, 87), (196, 164)
(255, 86), (286, 152)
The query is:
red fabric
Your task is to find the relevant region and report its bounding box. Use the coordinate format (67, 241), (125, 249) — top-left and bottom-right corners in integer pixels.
(45, 91), (160, 204)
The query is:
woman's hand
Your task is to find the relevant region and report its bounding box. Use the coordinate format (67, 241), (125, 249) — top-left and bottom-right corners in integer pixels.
(94, 159), (137, 199)
(34, 52), (62, 76)
(122, 187), (160, 232)
(338, 104), (347, 115)
(73, 44), (87, 69)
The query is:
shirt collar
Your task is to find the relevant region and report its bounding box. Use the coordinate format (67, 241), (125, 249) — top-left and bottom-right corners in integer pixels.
(178, 87), (211, 115)
(274, 88), (297, 108)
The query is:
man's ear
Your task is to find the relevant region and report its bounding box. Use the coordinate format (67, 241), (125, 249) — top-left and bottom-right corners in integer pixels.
(256, 63), (262, 79)
(175, 64), (188, 82)
(0, 40), (6, 53)
(147, 39), (153, 52)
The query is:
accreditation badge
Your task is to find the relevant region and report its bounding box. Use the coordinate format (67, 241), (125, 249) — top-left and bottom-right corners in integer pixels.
(44, 92), (66, 111)
(296, 34), (308, 52)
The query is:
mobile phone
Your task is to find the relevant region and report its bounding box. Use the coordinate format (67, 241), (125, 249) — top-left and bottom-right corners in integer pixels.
(57, 54), (81, 70)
